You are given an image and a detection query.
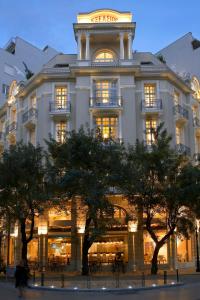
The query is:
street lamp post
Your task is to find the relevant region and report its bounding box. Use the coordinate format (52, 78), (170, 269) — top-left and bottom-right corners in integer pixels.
(128, 219), (138, 271)
(38, 216), (48, 272)
(196, 219), (200, 272)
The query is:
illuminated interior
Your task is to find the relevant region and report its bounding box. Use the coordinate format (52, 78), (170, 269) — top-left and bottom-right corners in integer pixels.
(48, 238), (71, 264)
(177, 237), (192, 262)
(94, 80), (117, 103)
(28, 238), (38, 262)
(174, 91), (180, 105)
(94, 50), (115, 63)
(56, 122), (67, 143)
(95, 117), (118, 139)
(144, 231), (168, 264)
(145, 119), (157, 145)
(55, 87), (68, 108)
(144, 84), (156, 106)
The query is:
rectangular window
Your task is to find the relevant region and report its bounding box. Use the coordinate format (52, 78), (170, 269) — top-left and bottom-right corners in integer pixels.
(144, 84), (156, 106)
(55, 87), (68, 108)
(2, 84), (10, 96)
(30, 95), (36, 108)
(29, 129), (36, 146)
(95, 117), (118, 139)
(176, 127), (182, 144)
(174, 91), (180, 105)
(56, 122), (67, 143)
(94, 80), (117, 104)
(145, 119), (157, 145)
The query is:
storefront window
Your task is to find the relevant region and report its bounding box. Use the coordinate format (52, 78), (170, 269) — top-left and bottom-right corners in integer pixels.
(48, 237), (71, 264)
(88, 240), (124, 264)
(144, 231), (168, 264)
(177, 237), (192, 262)
(28, 238), (38, 262)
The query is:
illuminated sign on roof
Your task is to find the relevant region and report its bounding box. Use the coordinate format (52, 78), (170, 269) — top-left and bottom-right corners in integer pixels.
(77, 9), (132, 24)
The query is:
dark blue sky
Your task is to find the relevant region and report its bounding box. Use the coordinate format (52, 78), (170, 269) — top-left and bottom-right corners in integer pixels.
(0, 0), (199, 54)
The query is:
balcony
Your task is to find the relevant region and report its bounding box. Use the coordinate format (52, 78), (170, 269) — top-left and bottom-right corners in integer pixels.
(141, 99), (163, 114)
(89, 97), (123, 111)
(173, 104), (189, 124)
(91, 59), (119, 67)
(22, 107), (37, 129)
(49, 101), (71, 117)
(5, 121), (17, 136)
(176, 143), (191, 156)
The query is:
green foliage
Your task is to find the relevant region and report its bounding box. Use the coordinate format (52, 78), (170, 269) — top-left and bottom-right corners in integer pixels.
(0, 142), (48, 261)
(47, 128), (124, 274)
(119, 123), (200, 274)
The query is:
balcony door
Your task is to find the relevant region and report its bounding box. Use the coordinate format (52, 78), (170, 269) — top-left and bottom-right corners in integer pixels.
(144, 84), (156, 107)
(94, 80), (117, 105)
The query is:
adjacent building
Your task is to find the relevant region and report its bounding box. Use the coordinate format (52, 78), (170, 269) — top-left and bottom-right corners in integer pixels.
(0, 36), (58, 106)
(1, 9), (200, 272)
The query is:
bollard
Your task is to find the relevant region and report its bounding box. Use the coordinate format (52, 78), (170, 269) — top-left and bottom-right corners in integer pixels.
(61, 274), (64, 288)
(176, 268), (179, 283)
(41, 272), (44, 286)
(141, 272), (145, 287)
(163, 270), (167, 284)
(33, 270), (36, 284)
(86, 275), (91, 289)
(115, 270), (120, 288)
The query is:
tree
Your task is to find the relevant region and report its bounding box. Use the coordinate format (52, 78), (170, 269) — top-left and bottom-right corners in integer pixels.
(47, 128), (123, 275)
(0, 142), (47, 264)
(120, 125), (199, 274)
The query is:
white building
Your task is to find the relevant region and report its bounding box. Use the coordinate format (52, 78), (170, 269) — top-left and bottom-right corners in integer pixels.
(1, 9), (200, 272)
(157, 32), (200, 79)
(0, 36), (58, 106)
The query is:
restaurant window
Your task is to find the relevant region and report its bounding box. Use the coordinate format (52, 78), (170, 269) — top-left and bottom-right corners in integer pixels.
(144, 231), (168, 264)
(177, 237), (192, 262)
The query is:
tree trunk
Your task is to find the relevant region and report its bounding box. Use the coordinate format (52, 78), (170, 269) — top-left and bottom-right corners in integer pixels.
(20, 220), (28, 264)
(82, 236), (91, 275)
(151, 242), (165, 275)
(81, 217), (92, 275)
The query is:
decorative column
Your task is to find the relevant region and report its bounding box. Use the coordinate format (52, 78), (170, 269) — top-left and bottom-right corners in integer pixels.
(128, 33), (133, 59)
(85, 33), (90, 60)
(119, 32), (124, 60)
(77, 33), (82, 60)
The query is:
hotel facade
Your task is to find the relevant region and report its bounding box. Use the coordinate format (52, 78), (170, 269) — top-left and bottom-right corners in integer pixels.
(0, 9), (200, 272)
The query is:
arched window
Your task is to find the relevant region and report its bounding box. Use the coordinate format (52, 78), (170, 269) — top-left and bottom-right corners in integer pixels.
(94, 50), (115, 62)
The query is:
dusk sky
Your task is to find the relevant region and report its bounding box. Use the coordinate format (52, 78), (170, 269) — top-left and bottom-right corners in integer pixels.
(0, 0), (200, 54)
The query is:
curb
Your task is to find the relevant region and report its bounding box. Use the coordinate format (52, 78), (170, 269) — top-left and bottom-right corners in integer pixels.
(30, 282), (184, 293)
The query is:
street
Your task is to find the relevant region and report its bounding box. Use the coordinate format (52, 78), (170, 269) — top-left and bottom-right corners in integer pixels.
(1, 281), (200, 300)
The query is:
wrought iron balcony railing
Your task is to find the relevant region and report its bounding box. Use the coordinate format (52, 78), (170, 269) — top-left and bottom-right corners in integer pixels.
(193, 117), (200, 127)
(5, 122), (17, 135)
(91, 59), (119, 66)
(22, 107), (38, 123)
(176, 143), (191, 156)
(89, 97), (122, 108)
(49, 101), (71, 113)
(141, 99), (163, 112)
(173, 104), (189, 120)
